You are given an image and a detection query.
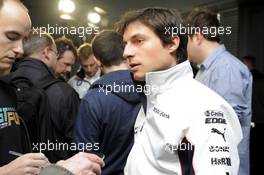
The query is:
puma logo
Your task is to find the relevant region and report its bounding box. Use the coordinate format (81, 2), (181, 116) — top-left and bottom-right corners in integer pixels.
(211, 128), (226, 142)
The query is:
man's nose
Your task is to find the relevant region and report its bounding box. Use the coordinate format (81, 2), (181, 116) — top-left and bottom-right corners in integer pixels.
(66, 66), (72, 73)
(13, 40), (24, 57)
(123, 43), (135, 60)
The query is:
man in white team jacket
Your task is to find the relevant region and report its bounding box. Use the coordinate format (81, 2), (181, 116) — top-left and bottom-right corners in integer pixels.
(116, 7), (242, 175)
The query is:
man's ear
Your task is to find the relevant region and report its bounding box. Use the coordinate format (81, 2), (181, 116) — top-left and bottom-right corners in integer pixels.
(193, 32), (203, 45)
(94, 57), (102, 67)
(167, 35), (180, 54)
(42, 47), (50, 61)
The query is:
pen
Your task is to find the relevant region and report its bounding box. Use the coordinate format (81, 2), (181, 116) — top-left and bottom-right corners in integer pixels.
(9, 150), (23, 157)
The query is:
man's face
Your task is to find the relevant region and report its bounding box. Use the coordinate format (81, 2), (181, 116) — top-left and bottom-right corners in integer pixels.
(187, 36), (196, 63)
(80, 55), (98, 77)
(123, 22), (177, 81)
(0, 0), (31, 76)
(55, 50), (75, 78)
(187, 35), (203, 64)
(47, 42), (58, 71)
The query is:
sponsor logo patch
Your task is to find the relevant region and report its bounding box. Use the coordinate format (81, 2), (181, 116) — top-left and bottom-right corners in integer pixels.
(153, 107), (170, 119)
(204, 110), (226, 124)
(211, 128), (226, 142)
(211, 157), (232, 166)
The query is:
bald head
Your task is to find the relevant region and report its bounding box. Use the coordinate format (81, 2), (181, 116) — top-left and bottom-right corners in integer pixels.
(0, 0), (30, 20)
(0, 0), (31, 76)
(0, 0), (28, 12)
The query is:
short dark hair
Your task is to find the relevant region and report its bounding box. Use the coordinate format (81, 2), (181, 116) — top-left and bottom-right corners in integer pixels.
(92, 30), (124, 67)
(185, 8), (221, 42)
(115, 7), (188, 63)
(77, 43), (92, 61)
(23, 29), (54, 57)
(243, 55), (256, 66)
(55, 37), (76, 60)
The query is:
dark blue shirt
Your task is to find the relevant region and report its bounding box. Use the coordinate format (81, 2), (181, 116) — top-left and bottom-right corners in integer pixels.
(74, 70), (141, 175)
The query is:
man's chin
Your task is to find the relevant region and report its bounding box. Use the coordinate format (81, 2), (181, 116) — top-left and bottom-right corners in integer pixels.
(133, 74), (145, 82)
(0, 68), (11, 77)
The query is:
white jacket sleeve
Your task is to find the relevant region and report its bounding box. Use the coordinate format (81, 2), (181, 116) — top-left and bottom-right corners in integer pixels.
(186, 104), (242, 175)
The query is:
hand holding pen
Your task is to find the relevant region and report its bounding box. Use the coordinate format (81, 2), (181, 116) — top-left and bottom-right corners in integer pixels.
(0, 151), (50, 175)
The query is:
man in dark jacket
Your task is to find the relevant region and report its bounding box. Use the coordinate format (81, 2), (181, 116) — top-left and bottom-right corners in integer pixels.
(0, 1), (104, 175)
(10, 30), (80, 163)
(74, 30), (142, 175)
(0, 0), (50, 174)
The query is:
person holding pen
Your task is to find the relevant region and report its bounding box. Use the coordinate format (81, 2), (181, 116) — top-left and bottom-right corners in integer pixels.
(0, 0), (104, 174)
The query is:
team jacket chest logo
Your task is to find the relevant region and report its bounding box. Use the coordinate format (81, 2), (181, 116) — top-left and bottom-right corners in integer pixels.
(0, 107), (20, 129)
(204, 110), (226, 124)
(211, 128), (226, 142)
(153, 107), (170, 119)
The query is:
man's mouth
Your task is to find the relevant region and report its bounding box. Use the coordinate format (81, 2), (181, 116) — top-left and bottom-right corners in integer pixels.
(129, 63), (141, 71)
(6, 57), (16, 64)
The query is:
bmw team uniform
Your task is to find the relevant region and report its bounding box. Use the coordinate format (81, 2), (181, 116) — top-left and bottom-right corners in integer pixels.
(124, 61), (242, 175)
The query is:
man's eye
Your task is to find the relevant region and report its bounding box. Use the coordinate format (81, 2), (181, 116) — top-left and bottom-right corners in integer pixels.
(6, 33), (20, 41)
(132, 38), (144, 45)
(136, 39), (143, 44)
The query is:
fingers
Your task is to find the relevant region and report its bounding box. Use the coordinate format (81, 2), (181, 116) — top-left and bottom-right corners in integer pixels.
(23, 166), (41, 175)
(24, 153), (49, 167)
(23, 153), (47, 160)
(27, 159), (49, 168)
(89, 161), (102, 175)
(81, 153), (105, 167)
(73, 152), (104, 175)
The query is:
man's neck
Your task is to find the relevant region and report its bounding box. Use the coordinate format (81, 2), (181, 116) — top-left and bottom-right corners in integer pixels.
(200, 41), (220, 63)
(102, 63), (128, 74)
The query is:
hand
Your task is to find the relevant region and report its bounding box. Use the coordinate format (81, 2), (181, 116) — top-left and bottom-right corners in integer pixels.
(0, 153), (49, 175)
(57, 152), (105, 175)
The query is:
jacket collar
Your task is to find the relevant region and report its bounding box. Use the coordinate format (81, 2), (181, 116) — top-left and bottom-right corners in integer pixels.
(84, 69), (101, 81)
(145, 60), (193, 94)
(200, 44), (226, 70)
(11, 57), (56, 85)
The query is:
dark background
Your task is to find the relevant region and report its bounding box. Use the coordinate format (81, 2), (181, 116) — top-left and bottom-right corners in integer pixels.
(22, 0), (264, 72)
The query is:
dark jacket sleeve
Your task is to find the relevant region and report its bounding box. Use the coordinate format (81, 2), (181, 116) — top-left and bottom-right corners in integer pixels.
(63, 89), (80, 143)
(74, 92), (101, 152)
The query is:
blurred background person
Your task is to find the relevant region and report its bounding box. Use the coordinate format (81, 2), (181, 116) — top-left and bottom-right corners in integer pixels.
(186, 8), (252, 175)
(68, 43), (100, 99)
(74, 30), (141, 175)
(55, 37), (76, 81)
(243, 55), (264, 80)
(242, 55), (264, 174)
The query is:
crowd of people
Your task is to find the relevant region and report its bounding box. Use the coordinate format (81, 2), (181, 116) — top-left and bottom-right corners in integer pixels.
(1, 0), (262, 175)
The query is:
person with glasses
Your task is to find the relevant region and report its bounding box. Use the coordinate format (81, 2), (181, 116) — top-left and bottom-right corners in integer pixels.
(0, 1), (103, 175)
(10, 29), (80, 163)
(55, 37), (76, 81)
